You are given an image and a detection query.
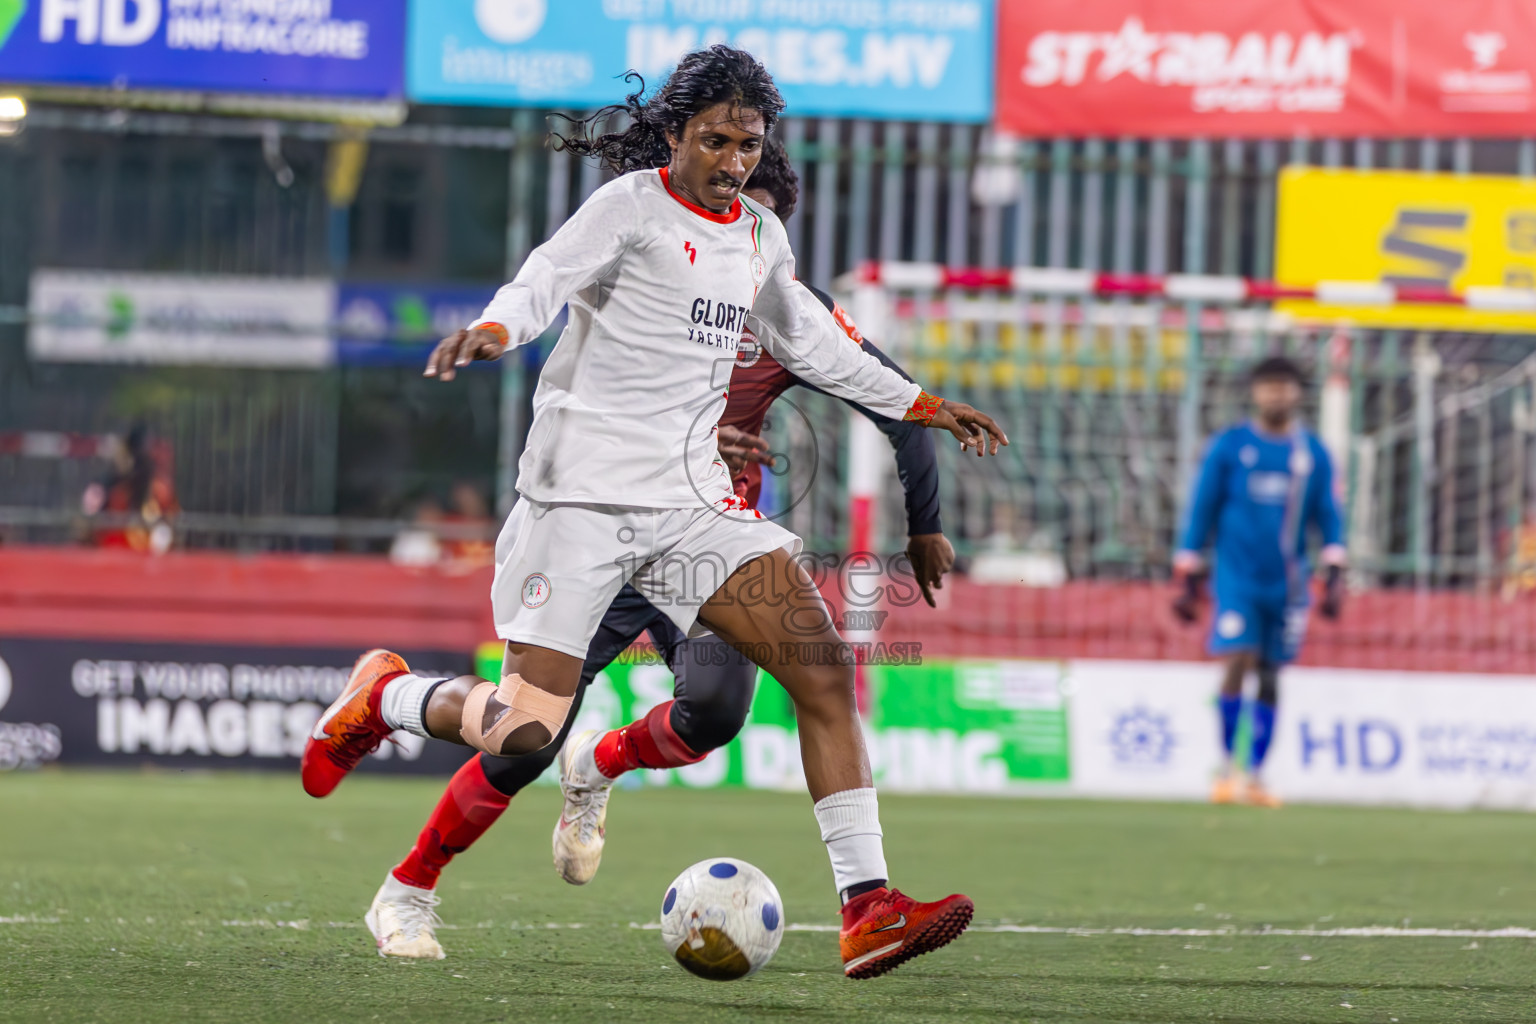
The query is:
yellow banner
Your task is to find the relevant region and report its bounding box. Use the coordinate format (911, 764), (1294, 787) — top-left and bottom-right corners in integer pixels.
(1275, 167), (1536, 332)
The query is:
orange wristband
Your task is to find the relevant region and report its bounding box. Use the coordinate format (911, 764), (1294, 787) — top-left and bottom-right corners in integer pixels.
(471, 321), (510, 347)
(904, 391), (944, 424)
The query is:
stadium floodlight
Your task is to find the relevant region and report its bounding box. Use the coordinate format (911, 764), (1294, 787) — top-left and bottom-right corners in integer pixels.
(0, 96), (25, 137)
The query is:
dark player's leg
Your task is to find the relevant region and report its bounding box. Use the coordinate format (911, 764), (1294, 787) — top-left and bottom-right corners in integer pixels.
(589, 623), (757, 777)
(668, 633), (757, 752)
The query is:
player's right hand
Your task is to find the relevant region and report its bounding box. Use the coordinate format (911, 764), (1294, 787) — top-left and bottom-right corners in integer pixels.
(929, 401), (1009, 457)
(424, 327), (507, 382)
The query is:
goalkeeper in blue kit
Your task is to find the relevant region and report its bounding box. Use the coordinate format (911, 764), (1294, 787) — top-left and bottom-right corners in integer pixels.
(1172, 357), (1346, 807)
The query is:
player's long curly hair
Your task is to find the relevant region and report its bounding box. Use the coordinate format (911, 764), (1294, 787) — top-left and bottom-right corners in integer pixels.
(554, 45), (785, 176)
(747, 134), (798, 221)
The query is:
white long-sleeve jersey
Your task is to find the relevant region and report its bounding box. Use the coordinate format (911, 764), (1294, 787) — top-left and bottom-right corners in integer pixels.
(472, 168), (925, 508)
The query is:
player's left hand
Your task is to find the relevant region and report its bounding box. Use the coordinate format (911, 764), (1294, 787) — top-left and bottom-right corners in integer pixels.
(717, 425), (774, 477)
(929, 401), (1009, 457)
(906, 532), (955, 608)
(424, 327), (507, 382)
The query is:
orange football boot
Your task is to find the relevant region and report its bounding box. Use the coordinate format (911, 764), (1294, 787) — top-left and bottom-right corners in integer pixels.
(840, 887), (974, 979)
(1210, 775), (1238, 804)
(1242, 779), (1283, 808)
(301, 649), (409, 798)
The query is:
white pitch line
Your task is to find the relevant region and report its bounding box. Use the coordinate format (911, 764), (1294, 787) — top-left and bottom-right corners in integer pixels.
(6, 918), (1533, 940)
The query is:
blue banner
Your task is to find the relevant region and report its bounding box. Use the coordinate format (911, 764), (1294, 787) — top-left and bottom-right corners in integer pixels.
(334, 281), (494, 365)
(0, 0), (405, 97)
(406, 0), (994, 122)
(332, 281), (563, 366)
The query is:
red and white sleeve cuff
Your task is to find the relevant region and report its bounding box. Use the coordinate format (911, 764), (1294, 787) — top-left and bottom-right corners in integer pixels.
(903, 391), (944, 424)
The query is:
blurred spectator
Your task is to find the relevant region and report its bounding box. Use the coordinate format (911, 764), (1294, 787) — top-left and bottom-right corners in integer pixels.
(81, 425), (179, 554)
(440, 480), (494, 567)
(387, 484), (494, 569)
(389, 495), (446, 567)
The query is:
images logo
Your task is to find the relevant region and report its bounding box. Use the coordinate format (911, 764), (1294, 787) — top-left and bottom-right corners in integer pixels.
(475, 0), (545, 45)
(0, 0), (25, 49)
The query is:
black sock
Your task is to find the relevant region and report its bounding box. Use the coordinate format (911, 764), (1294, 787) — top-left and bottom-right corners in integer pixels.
(841, 878), (888, 905)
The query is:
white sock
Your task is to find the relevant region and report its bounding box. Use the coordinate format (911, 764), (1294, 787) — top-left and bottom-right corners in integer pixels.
(813, 788), (889, 903)
(378, 673), (439, 739)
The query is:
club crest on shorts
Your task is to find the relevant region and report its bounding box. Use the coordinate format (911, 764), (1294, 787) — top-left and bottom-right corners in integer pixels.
(521, 573), (552, 609)
(749, 252), (767, 286)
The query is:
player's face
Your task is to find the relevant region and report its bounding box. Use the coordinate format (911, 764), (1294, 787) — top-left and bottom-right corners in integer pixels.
(1252, 377), (1302, 425)
(667, 103), (766, 213)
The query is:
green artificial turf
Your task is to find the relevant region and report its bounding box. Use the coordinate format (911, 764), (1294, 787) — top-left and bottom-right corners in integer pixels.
(2, 770), (1533, 1023)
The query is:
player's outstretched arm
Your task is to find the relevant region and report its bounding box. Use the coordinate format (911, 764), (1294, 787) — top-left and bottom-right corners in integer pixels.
(752, 276), (1010, 456)
(425, 179), (639, 382)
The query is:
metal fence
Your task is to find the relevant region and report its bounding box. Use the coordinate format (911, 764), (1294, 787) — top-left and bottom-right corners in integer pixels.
(4, 105), (1536, 579)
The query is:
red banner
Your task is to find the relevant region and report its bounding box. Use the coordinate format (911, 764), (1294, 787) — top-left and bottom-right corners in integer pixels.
(995, 0), (1536, 137)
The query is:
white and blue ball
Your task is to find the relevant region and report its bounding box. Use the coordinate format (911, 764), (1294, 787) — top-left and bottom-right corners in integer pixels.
(659, 857), (784, 980)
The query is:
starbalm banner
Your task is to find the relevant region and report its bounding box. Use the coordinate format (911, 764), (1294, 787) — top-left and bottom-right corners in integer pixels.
(995, 0), (1536, 137)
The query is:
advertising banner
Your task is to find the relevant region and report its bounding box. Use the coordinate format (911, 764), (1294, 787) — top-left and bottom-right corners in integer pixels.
(0, 638), (473, 775)
(1276, 168), (1536, 332)
(1071, 659), (1536, 810)
(1069, 661), (1223, 801)
(1269, 669), (1536, 810)
(0, 0), (405, 97)
(477, 649), (1072, 794)
(995, 0), (1536, 138)
(29, 270), (336, 367)
(334, 282), (497, 366)
(406, 0), (995, 122)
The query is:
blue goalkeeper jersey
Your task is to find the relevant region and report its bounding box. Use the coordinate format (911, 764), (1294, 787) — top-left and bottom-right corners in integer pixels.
(1179, 421), (1344, 605)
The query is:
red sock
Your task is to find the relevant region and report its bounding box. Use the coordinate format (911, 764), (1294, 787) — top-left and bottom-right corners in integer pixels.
(392, 757), (511, 890)
(593, 700), (704, 779)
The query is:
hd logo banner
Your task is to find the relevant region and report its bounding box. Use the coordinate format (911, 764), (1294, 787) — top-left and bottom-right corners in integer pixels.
(1276, 168), (1536, 332)
(406, 0), (995, 121)
(0, 0), (406, 97)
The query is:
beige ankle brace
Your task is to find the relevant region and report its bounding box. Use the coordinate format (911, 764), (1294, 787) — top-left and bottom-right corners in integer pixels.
(459, 675), (573, 756)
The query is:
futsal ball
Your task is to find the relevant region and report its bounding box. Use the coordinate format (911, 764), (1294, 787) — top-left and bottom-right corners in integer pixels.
(659, 857), (784, 980)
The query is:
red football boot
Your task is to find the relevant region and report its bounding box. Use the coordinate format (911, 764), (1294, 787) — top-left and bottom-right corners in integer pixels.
(840, 886), (974, 979)
(301, 649), (409, 798)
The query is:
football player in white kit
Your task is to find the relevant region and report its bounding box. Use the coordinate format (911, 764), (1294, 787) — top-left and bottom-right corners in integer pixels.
(303, 45), (1007, 979)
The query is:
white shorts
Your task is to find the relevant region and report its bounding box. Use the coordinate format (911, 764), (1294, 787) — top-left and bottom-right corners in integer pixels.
(490, 498), (802, 660)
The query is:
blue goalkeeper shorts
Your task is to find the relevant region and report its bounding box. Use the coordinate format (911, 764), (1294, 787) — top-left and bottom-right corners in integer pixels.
(1208, 589), (1308, 665)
